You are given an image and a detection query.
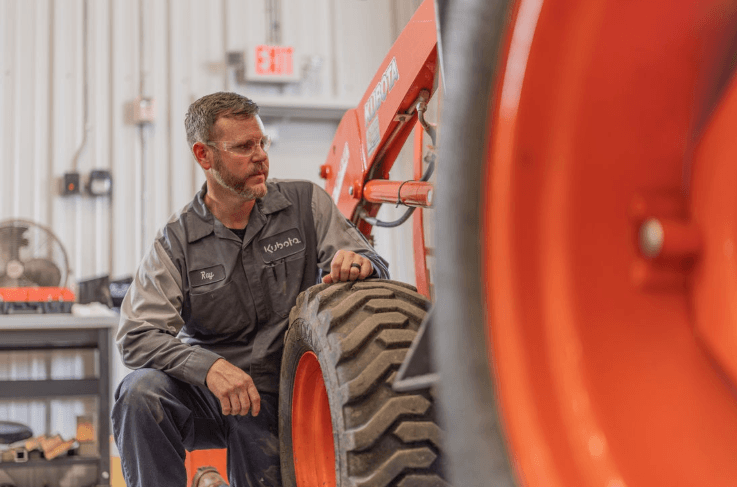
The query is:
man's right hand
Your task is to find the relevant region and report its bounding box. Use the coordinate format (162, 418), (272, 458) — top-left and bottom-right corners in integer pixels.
(205, 358), (261, 416)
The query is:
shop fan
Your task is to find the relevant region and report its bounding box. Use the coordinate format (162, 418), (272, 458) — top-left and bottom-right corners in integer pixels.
(0, 219), (74, 313)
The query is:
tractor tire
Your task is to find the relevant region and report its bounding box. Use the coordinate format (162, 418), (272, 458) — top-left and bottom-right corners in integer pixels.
(279, 279), (446, 487)
(433, 1), (515, 486)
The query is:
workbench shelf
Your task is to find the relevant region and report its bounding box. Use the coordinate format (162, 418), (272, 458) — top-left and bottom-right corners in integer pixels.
(0, 315), (118, 487)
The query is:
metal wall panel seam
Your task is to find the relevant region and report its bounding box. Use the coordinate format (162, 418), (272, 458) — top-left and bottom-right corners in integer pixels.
(149, 0), (167, 232)
(221, 0), (230, 91)
(165, 0), (174, 217)
(17, 0), (38, 222)
(46, 0), (56, 229)
(89, 0), (113, 276)
(51, 0), (80, 284)
(75, 0), (87, 280)
(10, 0), (20, 217)
(190, 0), (225, 198)
(107, 0), (116, 276)
(167, 0), (194, 213)
(328, 0), (341, 99)
(33, 0), (52, 226)
(110, 0), (143, 274)
(138, 0), (149, 260)
(0, 0), (6, 216)
(71, 0), (90, 174)
(187, 0), (200, 204)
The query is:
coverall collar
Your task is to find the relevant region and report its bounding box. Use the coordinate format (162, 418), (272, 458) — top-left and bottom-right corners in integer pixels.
(186, 182), (292, 243)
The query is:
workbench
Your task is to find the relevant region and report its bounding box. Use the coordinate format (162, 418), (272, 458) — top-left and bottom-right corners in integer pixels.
(0, 315), (118, 487)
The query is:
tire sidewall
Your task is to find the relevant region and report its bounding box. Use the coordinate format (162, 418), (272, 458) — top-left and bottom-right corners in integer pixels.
(279, 314), (347, 486)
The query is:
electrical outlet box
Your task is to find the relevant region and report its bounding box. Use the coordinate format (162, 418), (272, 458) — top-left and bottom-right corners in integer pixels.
(133, 96), (156, 124)
(62, 172), (81, 195)
(87, 169), (113, 196)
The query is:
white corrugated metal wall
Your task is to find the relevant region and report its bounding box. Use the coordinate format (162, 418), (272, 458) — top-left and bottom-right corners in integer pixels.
(0, 0), (420, 279)
(0, 0), (424, 473)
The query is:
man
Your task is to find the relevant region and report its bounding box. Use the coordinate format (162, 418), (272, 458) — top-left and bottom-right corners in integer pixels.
(112, 92), (389, 487)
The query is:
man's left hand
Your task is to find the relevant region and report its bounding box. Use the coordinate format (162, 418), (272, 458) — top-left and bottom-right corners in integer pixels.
(322, 250), (373, 283)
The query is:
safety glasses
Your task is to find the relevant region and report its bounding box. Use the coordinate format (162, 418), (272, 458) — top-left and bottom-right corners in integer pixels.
(206, 135), (271, 158)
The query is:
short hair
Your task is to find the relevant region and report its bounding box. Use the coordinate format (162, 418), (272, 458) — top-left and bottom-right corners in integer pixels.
(184, 92), (260, 147)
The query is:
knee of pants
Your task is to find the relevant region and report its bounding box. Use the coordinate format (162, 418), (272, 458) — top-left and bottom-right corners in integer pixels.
(113, 369), (175, 421)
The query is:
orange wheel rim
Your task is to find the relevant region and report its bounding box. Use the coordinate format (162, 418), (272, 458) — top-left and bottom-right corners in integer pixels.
(292, 351), (336, 487)
(484, 0), (737, 486)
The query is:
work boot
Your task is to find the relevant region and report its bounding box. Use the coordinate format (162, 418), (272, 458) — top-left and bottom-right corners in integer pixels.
(191, 466), (229, 487)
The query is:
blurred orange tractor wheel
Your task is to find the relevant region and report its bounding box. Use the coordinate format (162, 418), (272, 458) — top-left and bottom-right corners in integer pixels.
(434, 0), (737, 486)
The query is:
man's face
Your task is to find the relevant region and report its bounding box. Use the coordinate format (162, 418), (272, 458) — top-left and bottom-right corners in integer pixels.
(208, 115), (269, 200)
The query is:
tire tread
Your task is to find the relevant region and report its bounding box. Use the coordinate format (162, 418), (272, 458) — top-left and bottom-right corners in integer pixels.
(285, 280), (444, 486)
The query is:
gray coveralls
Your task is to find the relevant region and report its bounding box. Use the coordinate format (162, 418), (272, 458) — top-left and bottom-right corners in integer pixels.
(112, 179), (389, 487)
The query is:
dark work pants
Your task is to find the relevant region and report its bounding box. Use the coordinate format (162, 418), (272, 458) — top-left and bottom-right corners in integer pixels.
(112, 369), (281, 487)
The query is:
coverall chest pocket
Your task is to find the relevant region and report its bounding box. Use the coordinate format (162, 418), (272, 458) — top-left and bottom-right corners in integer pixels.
(259, 228), (307, 319)
(263, 252), (306, 318)
(189, 278), (245, 335)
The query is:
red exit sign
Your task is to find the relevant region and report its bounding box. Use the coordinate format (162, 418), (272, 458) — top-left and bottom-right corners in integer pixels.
(255, 45), (294, 77)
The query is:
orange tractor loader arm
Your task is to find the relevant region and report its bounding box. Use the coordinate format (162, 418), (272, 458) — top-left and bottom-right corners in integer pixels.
(318, 0), (439, 238)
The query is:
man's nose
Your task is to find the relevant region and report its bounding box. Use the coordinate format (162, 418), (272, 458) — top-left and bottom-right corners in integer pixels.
(252, 145), (268, 161)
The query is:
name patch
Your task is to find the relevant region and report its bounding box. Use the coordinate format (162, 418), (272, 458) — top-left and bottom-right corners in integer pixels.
(189, 264), (226, 287)
(259, 228), (305, 263)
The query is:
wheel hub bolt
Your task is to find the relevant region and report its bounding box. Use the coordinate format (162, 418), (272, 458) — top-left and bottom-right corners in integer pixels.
(638, 217), (701, 260)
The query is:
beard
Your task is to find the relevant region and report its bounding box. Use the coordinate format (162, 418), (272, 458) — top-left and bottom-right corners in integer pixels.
(211, 151), (269, 200)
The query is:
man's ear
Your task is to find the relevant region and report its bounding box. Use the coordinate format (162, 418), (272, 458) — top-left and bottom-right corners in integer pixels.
(192, 142), (212, 170)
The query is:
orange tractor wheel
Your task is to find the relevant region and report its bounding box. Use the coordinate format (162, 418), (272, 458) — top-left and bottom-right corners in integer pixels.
(279, 280), (444, 486)
(435, 0), (737, 486)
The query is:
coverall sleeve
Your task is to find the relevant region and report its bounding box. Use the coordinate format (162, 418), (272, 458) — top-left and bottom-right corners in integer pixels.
(311, 183), (390, 279)
(116, 239), (222, 386)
